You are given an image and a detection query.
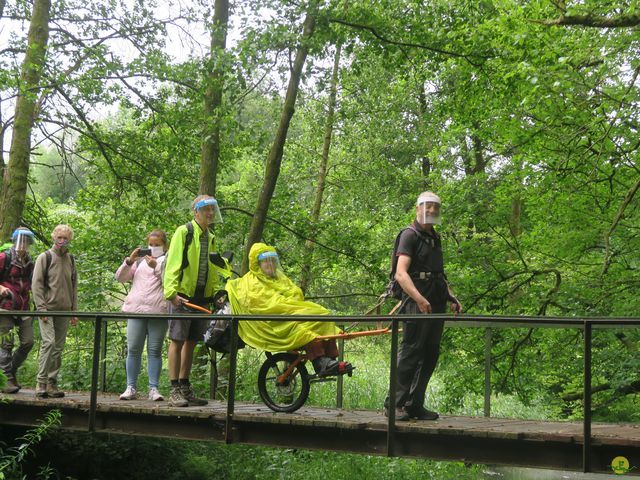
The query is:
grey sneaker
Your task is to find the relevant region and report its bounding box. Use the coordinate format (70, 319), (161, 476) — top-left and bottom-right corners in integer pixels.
(168, 386), (188, 407)
(180, 384), (208, 406)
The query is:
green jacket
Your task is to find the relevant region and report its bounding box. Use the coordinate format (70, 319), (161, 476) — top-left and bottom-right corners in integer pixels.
(163, 221), (231, 300)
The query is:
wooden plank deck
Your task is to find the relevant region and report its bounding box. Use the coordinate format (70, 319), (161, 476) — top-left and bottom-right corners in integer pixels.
(1, 389), (639, 475)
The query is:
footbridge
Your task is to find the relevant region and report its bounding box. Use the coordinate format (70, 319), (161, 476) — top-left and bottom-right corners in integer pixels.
(1, 311), (638, 476)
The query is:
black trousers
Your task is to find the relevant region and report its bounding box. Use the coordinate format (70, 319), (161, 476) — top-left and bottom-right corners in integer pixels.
(387, 299), (445, 412)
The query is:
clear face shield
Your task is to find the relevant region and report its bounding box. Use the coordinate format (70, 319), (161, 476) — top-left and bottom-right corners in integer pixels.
(13, 229), (35, 254)
(416, 193), (442, 225)
(257, 251), (280, 278)
(194, 198), (223, 224)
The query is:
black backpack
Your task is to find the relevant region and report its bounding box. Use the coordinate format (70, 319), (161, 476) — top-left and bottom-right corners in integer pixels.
(203, 302), (245, 354)
(0, 247), (13, 281)
(179, 222), (231, 275)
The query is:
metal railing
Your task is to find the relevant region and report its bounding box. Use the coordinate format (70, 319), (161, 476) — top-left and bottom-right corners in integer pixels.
(1, 309), (638, 473)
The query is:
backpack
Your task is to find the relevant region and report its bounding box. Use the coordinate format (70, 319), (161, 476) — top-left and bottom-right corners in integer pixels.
(204, 301), (245, 354)
(0, 245), (34, 282)
(177, 222), (233, 279)
(385, 225), (432, 300)
(179, 222), (195, 277)
(0, 244), (13, 281)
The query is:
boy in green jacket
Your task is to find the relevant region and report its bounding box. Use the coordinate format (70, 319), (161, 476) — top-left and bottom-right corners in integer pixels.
(164, 194), (231, 407)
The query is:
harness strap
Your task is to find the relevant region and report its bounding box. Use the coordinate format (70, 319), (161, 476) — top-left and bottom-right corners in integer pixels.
(409, 271), (445, 280)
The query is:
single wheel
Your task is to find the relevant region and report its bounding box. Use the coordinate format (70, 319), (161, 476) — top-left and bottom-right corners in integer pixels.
(258, 352), (310, 413)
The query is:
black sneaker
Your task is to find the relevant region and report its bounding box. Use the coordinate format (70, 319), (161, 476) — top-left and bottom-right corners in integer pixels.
(180, 384), (208, 406)
(409, 407), (439, 421)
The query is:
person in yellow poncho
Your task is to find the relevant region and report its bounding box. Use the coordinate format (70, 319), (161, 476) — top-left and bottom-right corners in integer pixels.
(226, 243), (351, 376)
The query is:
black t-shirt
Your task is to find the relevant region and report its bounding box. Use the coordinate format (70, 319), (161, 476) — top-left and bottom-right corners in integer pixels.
(396, 221), (447, 303)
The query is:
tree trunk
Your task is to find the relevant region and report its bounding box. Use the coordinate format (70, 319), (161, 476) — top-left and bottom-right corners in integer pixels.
(241, 4), (318, 273)
(198, 0), (229, 196)
(416, 81), (432, 181)
(510, 157), (524, 237)
(0, 0), (51, 239)
(299, 43), (341, 294)
(0, 102), (5, 180)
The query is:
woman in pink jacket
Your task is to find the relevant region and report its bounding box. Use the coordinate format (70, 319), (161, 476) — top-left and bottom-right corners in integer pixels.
(115, 230), (169, 401)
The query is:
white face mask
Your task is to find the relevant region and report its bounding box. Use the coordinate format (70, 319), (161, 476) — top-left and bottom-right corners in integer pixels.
(149, 245), (164, 258)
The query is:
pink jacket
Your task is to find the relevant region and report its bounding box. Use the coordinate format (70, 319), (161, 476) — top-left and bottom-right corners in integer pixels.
(115, 256), (168, 314)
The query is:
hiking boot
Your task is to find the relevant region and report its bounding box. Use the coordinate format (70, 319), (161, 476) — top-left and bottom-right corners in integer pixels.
(47, 382), (65, 398)
(312, 356), (331, 375)
(409, 407), (439, 421)
(148, 387), (164, 402)
(180, 384), (208, 406)
(119, 385), (138, 400)
(35, 382), (49, 398)
(384, 406), (410, 421)
(12, 373), (21, 389)
(2, 377), (20, 394)
(168, 386), (188, 407)
(316, 359), (354, 377)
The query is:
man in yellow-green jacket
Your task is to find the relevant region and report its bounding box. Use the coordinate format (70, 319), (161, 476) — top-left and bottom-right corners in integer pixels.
(163, 194), (231, 407)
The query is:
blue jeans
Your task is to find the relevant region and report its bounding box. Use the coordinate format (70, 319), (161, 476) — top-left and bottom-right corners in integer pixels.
(126, 318), (168, 389)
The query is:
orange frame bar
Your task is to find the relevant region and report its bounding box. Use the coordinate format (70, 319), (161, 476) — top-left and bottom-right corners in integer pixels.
(314, 328), (391, 342)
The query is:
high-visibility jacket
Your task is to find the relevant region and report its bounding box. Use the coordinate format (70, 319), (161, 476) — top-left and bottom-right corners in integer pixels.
(163, 221), (231, 301)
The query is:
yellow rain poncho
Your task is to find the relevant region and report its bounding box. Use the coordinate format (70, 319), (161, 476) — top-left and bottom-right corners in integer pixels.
(226, 243), (340, 351)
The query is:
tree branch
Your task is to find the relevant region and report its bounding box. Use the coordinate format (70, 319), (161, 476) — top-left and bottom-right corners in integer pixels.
(329, 18), (489, 66)
(221, 205), (383, 278)
(535, 13), (640, 28)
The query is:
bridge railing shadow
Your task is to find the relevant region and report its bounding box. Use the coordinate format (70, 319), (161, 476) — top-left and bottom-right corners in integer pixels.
(1, 309), (639, 473)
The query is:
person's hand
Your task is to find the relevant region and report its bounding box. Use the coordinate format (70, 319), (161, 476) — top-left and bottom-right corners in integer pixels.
(71, 317), (78, 326)
(145, 256), (157, 269)
(126, 248), (140, 266)
(416, 296), (432, 314)
(451, 300), (463, 314)
(171, 295), (187, 307)
(41, 316), (50, 323)
(0, 285), (9, 297)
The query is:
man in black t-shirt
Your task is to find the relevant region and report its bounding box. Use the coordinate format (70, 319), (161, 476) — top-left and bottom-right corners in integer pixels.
(385, 191), (462, 421)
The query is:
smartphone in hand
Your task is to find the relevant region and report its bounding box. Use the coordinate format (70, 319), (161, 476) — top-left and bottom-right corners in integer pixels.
(138, 248), (152, 257)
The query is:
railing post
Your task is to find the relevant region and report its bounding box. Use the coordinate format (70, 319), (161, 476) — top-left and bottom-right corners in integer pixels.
(225, 317), (239, 444)
(583, 321), (592, 473)
(386, 317), (399, 457)
(89, 315), (102, 433)
(99, 317), (108, 392)
(209, 349), (218, 400)
(336, 323), (345, 409)
(484, 327), (492, 417)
